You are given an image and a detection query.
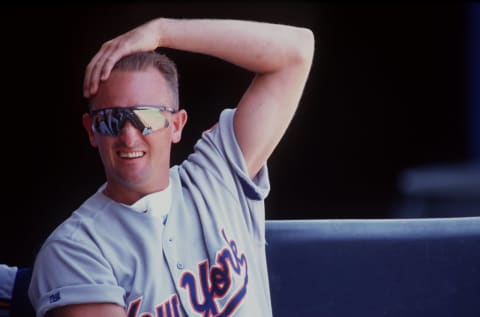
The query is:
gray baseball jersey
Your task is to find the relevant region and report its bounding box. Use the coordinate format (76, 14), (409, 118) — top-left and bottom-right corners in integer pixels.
(28, 108), (273, 317)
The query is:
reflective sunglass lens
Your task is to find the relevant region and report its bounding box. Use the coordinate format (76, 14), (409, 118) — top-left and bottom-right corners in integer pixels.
(91, 107), (171, 136)
(133, 109), (169, 131)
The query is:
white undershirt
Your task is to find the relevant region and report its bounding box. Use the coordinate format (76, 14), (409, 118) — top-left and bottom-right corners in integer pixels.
(98, 182), (172, 221)
(125, 184), (172, 220)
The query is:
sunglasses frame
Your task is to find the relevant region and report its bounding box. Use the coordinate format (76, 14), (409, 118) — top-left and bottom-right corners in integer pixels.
(89, 105), (178, 136)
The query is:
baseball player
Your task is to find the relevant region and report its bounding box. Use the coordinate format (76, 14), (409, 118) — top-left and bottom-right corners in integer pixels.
(28, 17), (314, 316)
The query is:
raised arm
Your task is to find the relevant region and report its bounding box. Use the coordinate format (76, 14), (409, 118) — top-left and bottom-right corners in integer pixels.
(84, 18), (315, 178)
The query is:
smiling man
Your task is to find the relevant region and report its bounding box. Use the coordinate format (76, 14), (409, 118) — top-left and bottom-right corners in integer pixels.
(29, 17), (314, 317)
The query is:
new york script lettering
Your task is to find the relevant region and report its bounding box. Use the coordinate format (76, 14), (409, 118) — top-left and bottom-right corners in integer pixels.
(126, 229), (248, 317)
(127, 295), (181, 317)
(180, 229), (248, 317)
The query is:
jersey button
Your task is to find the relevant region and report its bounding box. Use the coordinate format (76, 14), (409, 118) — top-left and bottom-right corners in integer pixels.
(176, 262), (184, 270)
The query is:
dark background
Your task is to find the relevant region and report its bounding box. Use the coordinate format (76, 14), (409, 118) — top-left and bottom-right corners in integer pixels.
(2, 2), (478, 267)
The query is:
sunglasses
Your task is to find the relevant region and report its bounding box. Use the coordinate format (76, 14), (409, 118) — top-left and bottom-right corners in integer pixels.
(90, 105), (177, 136)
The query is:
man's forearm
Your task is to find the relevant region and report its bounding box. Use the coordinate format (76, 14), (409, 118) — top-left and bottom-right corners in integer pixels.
(156, 18), (314, 74)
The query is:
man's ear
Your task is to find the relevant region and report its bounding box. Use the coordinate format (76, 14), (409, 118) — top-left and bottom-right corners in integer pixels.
(171, 110), (188, 144)
(82, 113), (98, 147)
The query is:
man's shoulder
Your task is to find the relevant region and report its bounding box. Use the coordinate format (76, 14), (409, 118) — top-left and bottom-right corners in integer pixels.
(41, 210), (89, 249)
(41, 194), (108, 246)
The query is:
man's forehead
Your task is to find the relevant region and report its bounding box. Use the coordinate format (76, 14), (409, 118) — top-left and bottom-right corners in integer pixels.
(91, 69), (174, 109)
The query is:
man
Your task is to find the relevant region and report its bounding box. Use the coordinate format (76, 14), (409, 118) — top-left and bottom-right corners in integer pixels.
(29, 17), (314, 316)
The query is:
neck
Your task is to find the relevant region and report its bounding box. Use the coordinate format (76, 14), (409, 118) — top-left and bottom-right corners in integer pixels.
(103, 180), (169, 205)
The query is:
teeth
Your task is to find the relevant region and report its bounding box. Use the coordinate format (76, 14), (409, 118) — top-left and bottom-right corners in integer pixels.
(119, 151), (144, 158)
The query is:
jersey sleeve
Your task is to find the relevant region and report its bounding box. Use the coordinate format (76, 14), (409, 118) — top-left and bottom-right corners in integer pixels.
(189, 108), (270, 200)
(28, 236), (125, 317)
(216, 108), (270, 200)
(181, 108), (270, 242)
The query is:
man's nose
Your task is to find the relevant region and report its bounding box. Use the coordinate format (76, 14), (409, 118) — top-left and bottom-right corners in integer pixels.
(118, 120), (143, 146)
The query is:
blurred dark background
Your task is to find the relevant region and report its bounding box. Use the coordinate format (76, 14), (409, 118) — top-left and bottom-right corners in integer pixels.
(2, 2), (479, 267)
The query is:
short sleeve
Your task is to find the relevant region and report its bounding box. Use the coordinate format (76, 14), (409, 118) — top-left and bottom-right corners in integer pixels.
(189, 108), (270, 201)
(28, 237), (125, 317)
(180, 108), (270, 242)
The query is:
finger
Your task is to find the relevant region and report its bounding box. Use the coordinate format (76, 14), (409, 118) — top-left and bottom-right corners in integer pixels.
(84, 34), (136, 97)
(99, 47), (127, 81)
(83, 43), (110, 97)
(83, 52), (102, 97)
(90, 38), (135, 96)
(85, 41), (119, 97)
(88, 54), (108, 96)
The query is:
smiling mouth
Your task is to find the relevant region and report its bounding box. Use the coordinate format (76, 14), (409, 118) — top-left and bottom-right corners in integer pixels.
(118, 151), (145, 159)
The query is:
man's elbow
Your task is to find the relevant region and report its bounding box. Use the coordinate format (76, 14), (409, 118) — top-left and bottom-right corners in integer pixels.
(294, 27), (315, 68)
